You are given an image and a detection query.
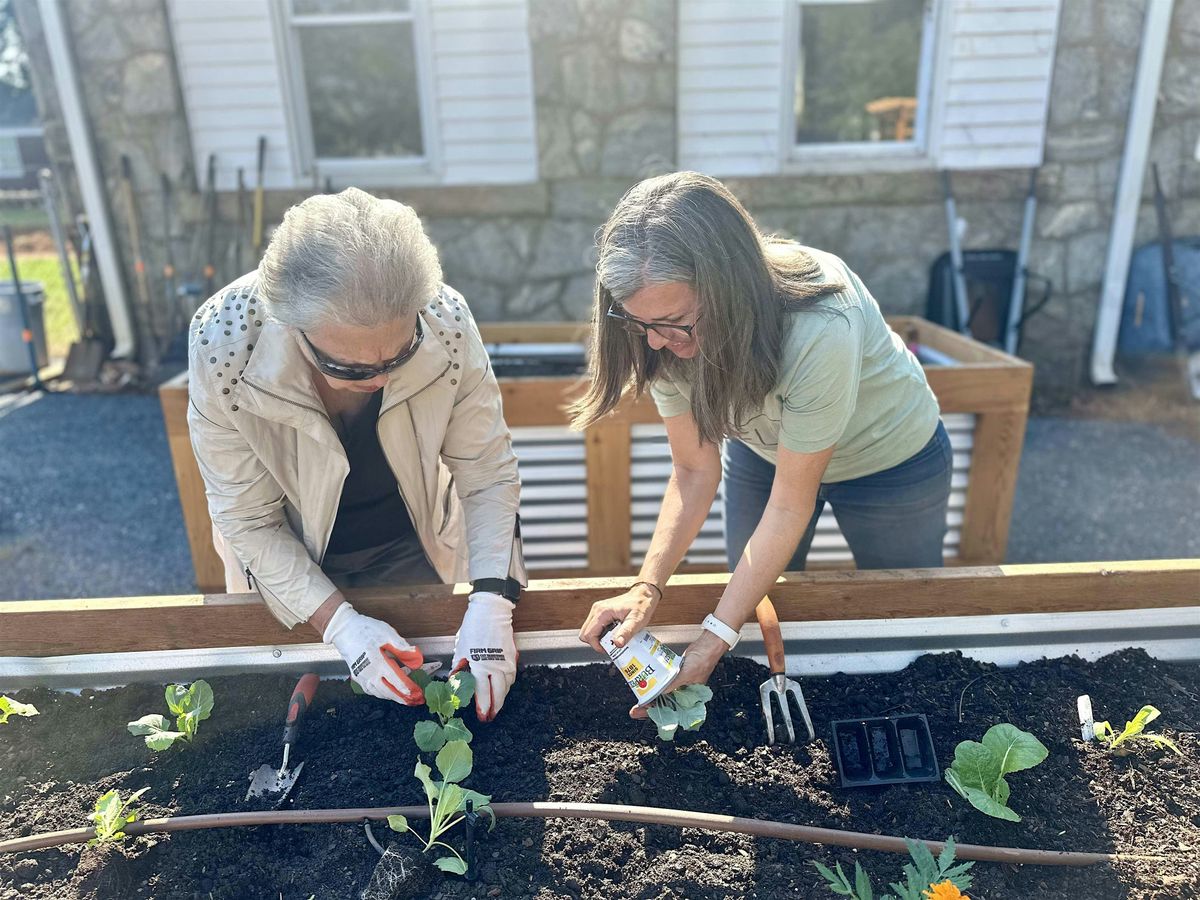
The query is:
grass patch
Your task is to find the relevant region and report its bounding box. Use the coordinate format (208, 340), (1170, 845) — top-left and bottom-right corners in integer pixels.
(0, 253), (81, 360)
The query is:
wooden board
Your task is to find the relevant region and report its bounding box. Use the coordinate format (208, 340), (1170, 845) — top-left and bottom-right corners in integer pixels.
(3, 561), (1196, 658)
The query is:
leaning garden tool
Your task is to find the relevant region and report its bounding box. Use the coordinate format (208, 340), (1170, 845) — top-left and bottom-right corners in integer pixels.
(247, 672), (319, 805)
(755, 597), (814, 744)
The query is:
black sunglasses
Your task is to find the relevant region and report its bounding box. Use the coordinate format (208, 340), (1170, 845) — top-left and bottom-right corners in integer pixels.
(302, 320), (424, 381)
(606, 303), (703, 341)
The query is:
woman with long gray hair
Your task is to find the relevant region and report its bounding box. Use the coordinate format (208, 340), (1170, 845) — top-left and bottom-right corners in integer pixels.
(188, 188), (525, 721)
(575, 172), (951, 704)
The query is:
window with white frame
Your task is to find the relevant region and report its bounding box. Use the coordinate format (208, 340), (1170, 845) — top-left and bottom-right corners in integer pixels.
(788, 0), (937, 158)
(276, 0), (438, 180)
(0, 135), (22, 178)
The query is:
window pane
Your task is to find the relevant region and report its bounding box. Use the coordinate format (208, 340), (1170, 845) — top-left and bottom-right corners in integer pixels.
(292, 0), (410, 15)
(0, 135), (21, 176)
(795, 0), (926, 145)
(298, 22), (424, 159)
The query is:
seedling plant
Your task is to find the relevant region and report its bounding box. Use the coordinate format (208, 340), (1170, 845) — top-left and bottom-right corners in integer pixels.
(813, 836), (974, 899)
(944, 723), (1048, 822)
(127, 680), (214, 750)
(1094, 705), (1182, 756)
(89, 788), (148, 846)
(0, 695), (38, 724)
(646, 683), (713, 742)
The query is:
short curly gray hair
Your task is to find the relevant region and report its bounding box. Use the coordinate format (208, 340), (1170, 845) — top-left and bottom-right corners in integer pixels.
(257, 187), (443, 331)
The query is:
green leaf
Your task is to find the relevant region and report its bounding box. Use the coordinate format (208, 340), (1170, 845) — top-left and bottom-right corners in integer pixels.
(434, 856), (468, 875)
(448, 670), (475, 707)
(424, 682), (455, 723)
(386, 814), (409, 833)
(646, 703), (681, 742)
(960, 784), (1020, 822)
(935, 837), (957, 875)
(669, 684), (713, 706)
(89, 788), (147, 844)
(1135, 733), (1183, 755)
(414, 760), (438, 802)
(0, 696), (39, 724)
(186, 681), (215, 721)
(981, 723), (1048, 775)
(436, 740), (473, 784)
(350, 679), (365, 695)
(853, 861), (874, 900)
(409, 668), (433, 690)
(414, 721), (447, 753)
(436, 784), (465, 826)
(127, 714), (186, 751)
(947, 741), (1002, 794)
(442, 718), (473, 745)
(905, 837), (937, 883)
(811, 860), (856, 896)
(165, 684), (188, 716)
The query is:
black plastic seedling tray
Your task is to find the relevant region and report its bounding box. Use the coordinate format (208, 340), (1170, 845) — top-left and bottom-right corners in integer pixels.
(830, 714), (940, 788)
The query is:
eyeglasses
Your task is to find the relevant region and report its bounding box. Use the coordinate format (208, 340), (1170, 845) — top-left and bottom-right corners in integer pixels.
(301, 320), (424, 381)
(606, 303), (703, 342)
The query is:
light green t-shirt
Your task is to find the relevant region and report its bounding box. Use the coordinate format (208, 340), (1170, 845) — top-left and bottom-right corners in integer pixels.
(649, 247), (939, 483)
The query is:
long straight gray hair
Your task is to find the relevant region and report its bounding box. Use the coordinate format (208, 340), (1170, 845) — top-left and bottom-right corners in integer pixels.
(569, 171), (842, 444)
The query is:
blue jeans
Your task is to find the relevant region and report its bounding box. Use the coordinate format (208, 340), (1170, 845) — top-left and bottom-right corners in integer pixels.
(722, 421), (953, 571)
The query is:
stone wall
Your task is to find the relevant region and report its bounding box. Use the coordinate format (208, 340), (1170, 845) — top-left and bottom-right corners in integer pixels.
(14, 0), (1200, 392)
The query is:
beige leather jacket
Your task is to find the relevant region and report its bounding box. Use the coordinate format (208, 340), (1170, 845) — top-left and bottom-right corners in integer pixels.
(186, 274), (526, 628)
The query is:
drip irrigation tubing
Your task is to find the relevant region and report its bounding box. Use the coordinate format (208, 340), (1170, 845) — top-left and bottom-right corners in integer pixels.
(0, 801), (1162, 866)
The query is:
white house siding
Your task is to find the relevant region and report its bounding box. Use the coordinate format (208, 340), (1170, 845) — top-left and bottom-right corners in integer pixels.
(678, 0), (1061, 175)
(168, 0), (537, 189)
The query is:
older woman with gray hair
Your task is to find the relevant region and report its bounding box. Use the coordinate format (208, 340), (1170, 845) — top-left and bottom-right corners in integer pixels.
(187, 188), (525, 721)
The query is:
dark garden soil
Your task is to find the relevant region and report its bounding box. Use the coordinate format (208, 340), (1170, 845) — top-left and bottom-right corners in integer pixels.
(1, 648), (1198, 900)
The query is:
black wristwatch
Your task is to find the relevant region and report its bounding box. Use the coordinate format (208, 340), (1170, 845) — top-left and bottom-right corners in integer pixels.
(471, 577), (522, 603)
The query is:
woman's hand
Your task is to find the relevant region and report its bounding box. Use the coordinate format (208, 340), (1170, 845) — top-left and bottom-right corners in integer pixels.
(629, 629), (727, 719)
(578, 582), (661, 653)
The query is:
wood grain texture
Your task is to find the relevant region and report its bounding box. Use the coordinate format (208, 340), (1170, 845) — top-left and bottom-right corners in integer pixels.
(3, 562), (1196, 658)
(960, 407), (1033, 564)
(585, 419), (633, 574)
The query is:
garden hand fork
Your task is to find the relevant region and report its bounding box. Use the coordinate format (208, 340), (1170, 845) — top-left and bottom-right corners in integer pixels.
(756, 597), (814, 744)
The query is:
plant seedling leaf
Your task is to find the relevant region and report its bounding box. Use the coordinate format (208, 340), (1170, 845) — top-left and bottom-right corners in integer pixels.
(434, 856), (468, 875)
(386, 814), (409, 833)
(424, 682), (455, 722)
(414, 760), (438, 802)
(0, 696), (39, 724)
(853, 861), (874, 899)
(414, 721), (447, 753)
(436, 740), (473, 784)
(438, 783), (465, 821)
(960, 784), (1020, 822)
(442, 718), (473, 745)
(187, 680), (215, 721)
(127, 714), (186, 751)
(981, 723), (1048, 774)
(409, 668), (432, 690)
(448, 670), (475, 707)
(947, 741), (1001, 794)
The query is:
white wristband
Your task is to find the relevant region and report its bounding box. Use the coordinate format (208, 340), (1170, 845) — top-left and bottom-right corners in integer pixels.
(701, 613), (741, 650)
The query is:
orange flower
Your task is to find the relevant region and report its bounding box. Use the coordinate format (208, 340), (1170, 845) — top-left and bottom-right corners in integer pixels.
(923, 882), (968, 900)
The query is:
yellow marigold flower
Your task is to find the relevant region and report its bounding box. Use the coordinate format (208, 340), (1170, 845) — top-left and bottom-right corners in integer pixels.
(923, 881), (967, 900)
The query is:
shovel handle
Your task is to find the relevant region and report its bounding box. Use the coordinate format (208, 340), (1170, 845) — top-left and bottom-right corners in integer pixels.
(755, 597), (787, 675)
(283, 673), (319, 746)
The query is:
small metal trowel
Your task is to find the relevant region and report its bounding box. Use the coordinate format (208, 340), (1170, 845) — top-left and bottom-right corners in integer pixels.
(247, 672), (319, 805)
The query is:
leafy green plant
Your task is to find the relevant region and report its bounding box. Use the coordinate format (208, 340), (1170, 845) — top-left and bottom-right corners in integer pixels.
(0, 695), (39, 724)
(388, 670), (493, 876)
(945, 723), (1048, 822)
(646, 684), (713, 742)
(813, 837), (974, 900)
(88, 788), (148, 846)
(1094, 705), (1182, 756)
(126, 680), (214, 751)
(412, 669), (475, 753)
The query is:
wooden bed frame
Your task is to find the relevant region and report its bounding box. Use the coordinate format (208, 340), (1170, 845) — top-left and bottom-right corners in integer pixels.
(2, 561), (1195, 658)
(158, 316), (1032, 592)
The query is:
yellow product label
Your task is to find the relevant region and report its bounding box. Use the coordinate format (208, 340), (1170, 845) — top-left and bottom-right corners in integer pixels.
(621, 658), (642, 679)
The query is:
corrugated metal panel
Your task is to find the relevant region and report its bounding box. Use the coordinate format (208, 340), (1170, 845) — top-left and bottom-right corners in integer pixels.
(510, 413), (976, 572)
(933, 1), (1060, 170)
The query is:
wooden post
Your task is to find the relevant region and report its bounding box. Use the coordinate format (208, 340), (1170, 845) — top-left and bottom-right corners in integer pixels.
(960, 407), (1031, 564)
(585, 419), (632, 574)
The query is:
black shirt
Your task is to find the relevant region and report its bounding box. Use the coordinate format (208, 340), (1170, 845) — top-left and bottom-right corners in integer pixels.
(326, 390), (417, 555)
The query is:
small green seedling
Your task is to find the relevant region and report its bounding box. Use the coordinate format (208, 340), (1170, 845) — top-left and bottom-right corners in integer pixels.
(389, 670), (493, 876)
(127, 680), (214, 751)
(1094, 705), (1182, 756)
(88, 788), (148, 845)
(944, 723), (1048, 822)
(413, 670), (475, 753)
(813, 836), (974, 900)
(0, 695), (39, 724)
(647, 684), (713, 742)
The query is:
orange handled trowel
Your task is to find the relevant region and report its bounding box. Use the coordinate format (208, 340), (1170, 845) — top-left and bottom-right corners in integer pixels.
(247, 673), (319, 805)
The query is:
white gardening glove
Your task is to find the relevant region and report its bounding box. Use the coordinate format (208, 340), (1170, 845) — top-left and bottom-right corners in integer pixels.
(452, 592), (517, 722)
(322, 602), (425, 706)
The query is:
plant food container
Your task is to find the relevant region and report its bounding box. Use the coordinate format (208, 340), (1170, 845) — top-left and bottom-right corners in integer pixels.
(600, 627), (681, 706)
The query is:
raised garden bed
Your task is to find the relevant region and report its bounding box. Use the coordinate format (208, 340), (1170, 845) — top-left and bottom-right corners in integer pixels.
(2, 649), (1198, 899)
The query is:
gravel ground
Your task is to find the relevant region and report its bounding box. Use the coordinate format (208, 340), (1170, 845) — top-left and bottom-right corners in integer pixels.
(0, 392), (1196, 600)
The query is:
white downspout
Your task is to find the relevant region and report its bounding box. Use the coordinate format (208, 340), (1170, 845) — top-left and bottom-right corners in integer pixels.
(1089, 0), (1174, 386)
(36, 0), (137, 360)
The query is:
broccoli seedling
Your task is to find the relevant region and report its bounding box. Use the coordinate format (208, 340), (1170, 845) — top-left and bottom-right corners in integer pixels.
(127, 680), (214, 751)
(0, 695), (39, 724)
(88, 788), (149, 845)
(1095, 705), (1182, 756)
(944, 723), (1048, 822)
(646, 683), (713, 742)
